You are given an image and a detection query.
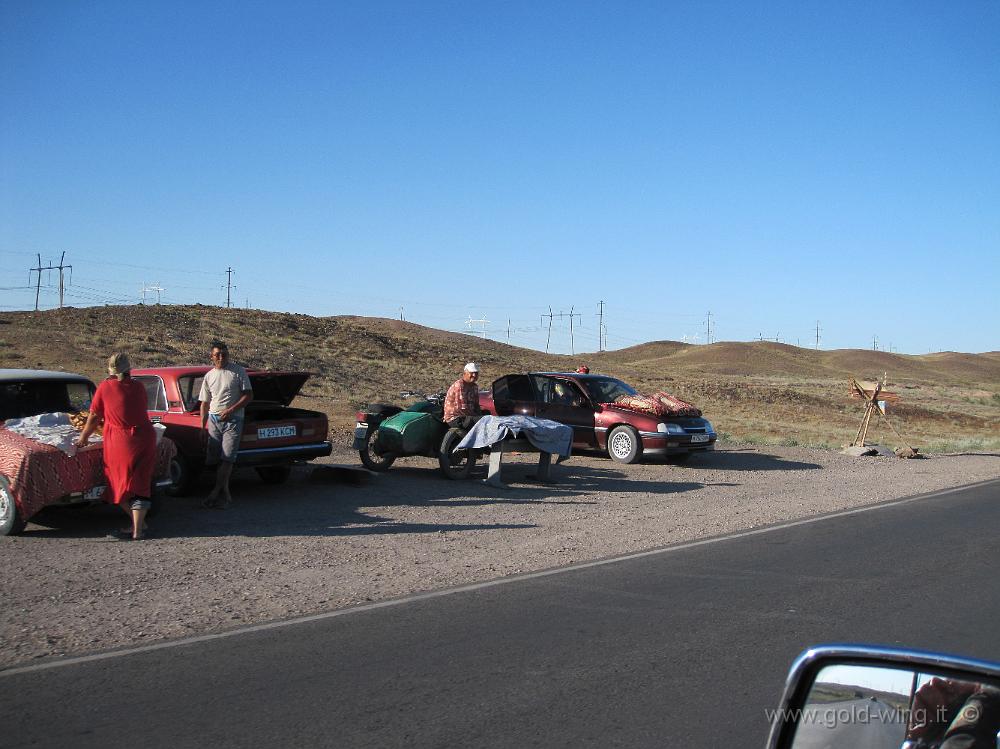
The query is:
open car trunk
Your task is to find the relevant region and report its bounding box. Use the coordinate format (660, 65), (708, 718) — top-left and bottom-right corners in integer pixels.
(247, 371), (311, 407)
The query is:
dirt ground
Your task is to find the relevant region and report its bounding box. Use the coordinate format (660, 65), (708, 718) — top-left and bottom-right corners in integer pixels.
(1, 443), (998, 670)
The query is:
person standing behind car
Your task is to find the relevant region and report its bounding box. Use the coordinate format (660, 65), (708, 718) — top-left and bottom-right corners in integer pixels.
(76, 352), (157, 540)
(199, 341), (253, 509)
(443, 362), (482, 431)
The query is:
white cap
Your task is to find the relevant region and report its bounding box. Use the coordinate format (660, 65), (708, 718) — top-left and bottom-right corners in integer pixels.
(464, 362), (480, 373)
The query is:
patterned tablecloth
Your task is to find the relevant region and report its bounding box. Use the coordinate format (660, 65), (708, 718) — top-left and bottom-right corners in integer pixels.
(0, 427), (176, 522)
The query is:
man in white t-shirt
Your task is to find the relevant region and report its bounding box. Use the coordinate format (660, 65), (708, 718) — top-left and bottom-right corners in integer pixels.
(199, 341), (253, 508)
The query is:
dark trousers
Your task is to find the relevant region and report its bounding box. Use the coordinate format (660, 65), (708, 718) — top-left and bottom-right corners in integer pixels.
(447, 415), (481, 432)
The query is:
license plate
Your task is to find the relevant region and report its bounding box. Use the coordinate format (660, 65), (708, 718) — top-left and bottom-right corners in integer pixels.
(83, 485), (105, 500)
(258, 425), (296, 439)
(690, 434), (710, 443)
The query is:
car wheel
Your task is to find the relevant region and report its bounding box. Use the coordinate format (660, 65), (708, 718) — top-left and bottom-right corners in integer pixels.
(166, 454), (200, 497)
(359, 429), (396, 472)
(0, 475), (26, 536)
(256, 465), (292, 484)
(438, 428), (476, 480)
(607, 425), (642, 464)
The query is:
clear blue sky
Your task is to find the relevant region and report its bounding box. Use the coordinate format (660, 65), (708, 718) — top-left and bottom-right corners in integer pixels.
(2, 1), (998, 355)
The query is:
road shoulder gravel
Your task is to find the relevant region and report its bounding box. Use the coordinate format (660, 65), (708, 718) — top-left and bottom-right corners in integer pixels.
(1, 442), (998, 669)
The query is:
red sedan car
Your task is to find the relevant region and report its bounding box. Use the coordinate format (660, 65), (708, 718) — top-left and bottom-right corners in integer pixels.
(479, 372), (716, 464)
(131, 366), (332, 494)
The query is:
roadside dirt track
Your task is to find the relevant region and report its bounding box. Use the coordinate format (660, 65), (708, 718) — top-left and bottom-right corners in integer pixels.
(2, 443), (998, 669)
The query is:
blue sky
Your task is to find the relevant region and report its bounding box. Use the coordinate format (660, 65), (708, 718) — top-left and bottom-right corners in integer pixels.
(2, 1), (998, 355)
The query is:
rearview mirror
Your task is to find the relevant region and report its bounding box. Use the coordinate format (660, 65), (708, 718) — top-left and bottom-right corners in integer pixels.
(768, 645), (1000, 749)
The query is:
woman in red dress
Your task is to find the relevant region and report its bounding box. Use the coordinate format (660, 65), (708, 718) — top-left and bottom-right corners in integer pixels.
(76, 353), (157, 540)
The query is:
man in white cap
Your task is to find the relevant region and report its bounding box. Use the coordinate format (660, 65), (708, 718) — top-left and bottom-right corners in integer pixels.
(443, 362), (483, 430)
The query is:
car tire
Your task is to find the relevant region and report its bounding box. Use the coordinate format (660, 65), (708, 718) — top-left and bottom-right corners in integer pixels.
(607, 425), (642, 464)
(166, 454), (200, 497)
(256, 465), (292, 484)
(438, 428), (476, 480)
(359, 429), (396, 472)
(0, 475), (26, 536)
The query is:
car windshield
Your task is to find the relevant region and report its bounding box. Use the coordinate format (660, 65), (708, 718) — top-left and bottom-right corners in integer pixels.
(0, 379), (95, 420)
(579, 377), (637, 403)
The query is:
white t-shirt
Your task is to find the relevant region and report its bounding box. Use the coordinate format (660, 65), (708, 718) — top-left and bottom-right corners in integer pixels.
(198, 363), (252, 416)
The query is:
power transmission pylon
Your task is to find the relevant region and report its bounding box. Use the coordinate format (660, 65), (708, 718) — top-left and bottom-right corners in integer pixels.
(223, 267), (236, 308)
(597, 300), (605, 352)
(29, 252), (73, 310)
(542, 307), (554, 352)
(140, 282), (164, 304)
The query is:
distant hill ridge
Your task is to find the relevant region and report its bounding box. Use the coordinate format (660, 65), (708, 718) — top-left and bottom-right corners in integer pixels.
(0, 305), (996, 389)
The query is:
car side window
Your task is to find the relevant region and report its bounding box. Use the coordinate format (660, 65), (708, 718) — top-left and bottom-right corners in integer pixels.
(0, 380), (83, 418)
(177, 376), (204, 412)
(500, 375), (535, 402)
(529, 376), (551, 403)
(538, 378), (583, 406)
(0, 383), (27, 419)
(134, 376), (167, 411)
(66, 383), (94, 412)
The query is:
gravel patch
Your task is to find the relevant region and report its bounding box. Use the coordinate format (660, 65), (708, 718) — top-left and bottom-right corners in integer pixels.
(1, 443), (998, 669)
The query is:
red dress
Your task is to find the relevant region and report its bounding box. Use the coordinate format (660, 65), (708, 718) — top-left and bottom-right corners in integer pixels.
(90, 376), (157, 504)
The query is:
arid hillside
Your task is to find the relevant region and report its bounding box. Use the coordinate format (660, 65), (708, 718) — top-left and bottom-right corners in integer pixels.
(1, 305), (997, 452)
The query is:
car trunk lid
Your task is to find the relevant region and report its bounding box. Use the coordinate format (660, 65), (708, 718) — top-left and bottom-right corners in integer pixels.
(247, 371), (311, 406)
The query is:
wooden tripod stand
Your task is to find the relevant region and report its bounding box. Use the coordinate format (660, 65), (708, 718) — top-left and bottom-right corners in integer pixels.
(849, 376), (917, 454)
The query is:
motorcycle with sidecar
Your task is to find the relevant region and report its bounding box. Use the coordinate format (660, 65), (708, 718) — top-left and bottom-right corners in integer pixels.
(353, 391), (482, 479)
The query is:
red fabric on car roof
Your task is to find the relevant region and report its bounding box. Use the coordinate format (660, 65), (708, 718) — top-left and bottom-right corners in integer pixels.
(0, 428), (176, 522)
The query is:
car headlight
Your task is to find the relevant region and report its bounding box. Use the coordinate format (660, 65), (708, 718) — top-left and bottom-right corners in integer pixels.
(657, 423), (686, 435)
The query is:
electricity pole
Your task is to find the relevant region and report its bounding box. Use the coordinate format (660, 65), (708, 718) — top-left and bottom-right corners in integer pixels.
(224, 267), (236, 308)
(705, 311), (713, 344)
(542, 307), (554, 353)
(140, 282), (164, 304)
(29, 252), (72, 310)
(597, 300), (605, 352)
(568, 306), (581, 355)
(815, 320), (821, 349)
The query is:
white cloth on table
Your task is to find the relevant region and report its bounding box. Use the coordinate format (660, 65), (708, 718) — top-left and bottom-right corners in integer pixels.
(1, 413), (166, 457)
(455, 415), (572, 457)
(1, 412), (90, 456)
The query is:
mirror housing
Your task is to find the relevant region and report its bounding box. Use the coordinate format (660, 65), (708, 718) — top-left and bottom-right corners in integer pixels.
(768, 645), (1000, 749)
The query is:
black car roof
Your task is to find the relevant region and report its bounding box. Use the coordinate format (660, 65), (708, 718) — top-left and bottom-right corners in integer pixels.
(530, 372), (614, 379)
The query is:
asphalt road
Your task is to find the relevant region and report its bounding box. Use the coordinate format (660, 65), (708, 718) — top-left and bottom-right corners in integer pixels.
(2, 479), (998, 748)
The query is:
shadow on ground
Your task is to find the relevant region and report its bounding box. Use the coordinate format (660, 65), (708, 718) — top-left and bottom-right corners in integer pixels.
(18, 455), (710, 540)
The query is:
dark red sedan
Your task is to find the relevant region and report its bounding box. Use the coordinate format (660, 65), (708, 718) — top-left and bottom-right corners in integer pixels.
(479, 372), (716, 464)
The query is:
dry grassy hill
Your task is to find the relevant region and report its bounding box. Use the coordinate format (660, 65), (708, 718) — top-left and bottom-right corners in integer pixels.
(1, 305), (997, 453)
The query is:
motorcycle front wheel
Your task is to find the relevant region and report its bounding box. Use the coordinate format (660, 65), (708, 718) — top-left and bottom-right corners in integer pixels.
(438, 428), (476, 480)
(360, 429), (396, 471)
